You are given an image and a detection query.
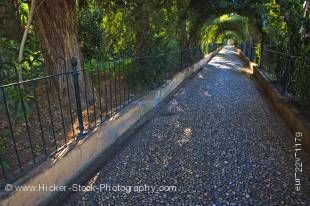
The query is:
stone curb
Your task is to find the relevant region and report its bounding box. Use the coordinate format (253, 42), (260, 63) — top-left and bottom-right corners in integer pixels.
(0, 49), (221, 206)
(237, 49), (310, 154)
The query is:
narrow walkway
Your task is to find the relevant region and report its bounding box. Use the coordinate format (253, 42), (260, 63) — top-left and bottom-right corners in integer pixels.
(65, 46), (310, 205)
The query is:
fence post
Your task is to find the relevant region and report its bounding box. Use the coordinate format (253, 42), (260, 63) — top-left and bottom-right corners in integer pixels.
(283, 54), (292, 95)
(71, 57), (85, 137)
(252, 45), (256, 62)
(249, 43), (252, 61)
(259, 44), (264, 70)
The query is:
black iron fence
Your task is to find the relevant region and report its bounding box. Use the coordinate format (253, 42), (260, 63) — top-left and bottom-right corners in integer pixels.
(240, 41), (256, 62)
(0, 45), (215, 188)
(208, 43), (222, 53)
(240, 42), (310, 105)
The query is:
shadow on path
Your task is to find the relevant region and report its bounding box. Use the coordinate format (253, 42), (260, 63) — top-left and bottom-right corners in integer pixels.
(65, 46), (310, 205)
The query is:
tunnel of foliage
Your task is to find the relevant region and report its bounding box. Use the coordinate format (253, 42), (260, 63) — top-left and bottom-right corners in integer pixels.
(0, 0), (309, 180)
(0, 0), (309, 110)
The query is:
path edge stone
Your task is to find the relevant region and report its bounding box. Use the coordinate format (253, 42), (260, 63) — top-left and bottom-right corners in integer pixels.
(0, 49), (221, 206)
(238, 49), (310, 154)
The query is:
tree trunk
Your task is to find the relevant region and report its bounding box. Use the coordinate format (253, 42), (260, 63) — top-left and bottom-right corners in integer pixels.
(177, 0), (194, 66)
(133, 2), (151, 57)
(0, 0), (22, 41)
(34, 0), (91, 101)
(0, 0), (21, 65)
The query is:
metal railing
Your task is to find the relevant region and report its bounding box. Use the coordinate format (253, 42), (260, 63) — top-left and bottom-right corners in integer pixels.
(0, 46), (209, 188)
(240, 42), (256, 62)
(208, 43), (222, 53)
(241, 42), (310, 104)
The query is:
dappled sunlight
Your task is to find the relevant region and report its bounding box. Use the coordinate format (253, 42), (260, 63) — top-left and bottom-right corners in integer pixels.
(89, 171), (101, 185)
(52, 145), (72, 163)
(78, 171), (101, 194)
(207, 46), (254, 75)
(198, 74), (205, 79)
(1, 0), (309, 204)
(203, 91), (212, 97)
(177, 127), (192, 146)
(109, 112), (121, 121)
(166, 99), (184, 114)
(209, 62), (232, 70)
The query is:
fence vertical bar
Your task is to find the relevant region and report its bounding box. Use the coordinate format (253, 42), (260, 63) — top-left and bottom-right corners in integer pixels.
(44, 79), (57, 149)
(103, 69), (109, 118)
(55, 78), (67, 144)
(96, 54), (103, 123)
(32, 81), (47, 156)
(65, 73), (75, 136)
(71, 57), (85, 137)
(283, 54), (292, 95)
(113, 60), (118, 111)
(109, 61), (113, 116)
(81, 69), (90, 130)
(17, 84), (36, 164)
(259, 44), (264, 70)
(1, 87), (22, 171)
(0, 156), (7, 180)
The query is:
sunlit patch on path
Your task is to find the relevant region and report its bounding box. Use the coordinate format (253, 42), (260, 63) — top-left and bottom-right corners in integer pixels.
(65, 46), (310, 205)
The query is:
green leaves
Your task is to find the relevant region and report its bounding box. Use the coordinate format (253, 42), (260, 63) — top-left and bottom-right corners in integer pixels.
(200, 14), (251, 48)
(4, 86), (33, 121)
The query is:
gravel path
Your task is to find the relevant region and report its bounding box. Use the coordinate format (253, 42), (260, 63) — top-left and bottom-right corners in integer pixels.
(64, 46), (310, 205)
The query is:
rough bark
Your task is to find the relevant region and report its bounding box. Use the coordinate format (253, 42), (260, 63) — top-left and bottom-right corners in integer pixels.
(133, 2), (151, 57)
(177, 0), (196, 66)
(177, 0), (188, 50)
(34, 0), (91, 100)
(0, 0), (22, 40)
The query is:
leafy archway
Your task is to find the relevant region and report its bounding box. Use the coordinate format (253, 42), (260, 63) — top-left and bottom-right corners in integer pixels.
(200, 14), (256, 52)
(216, 31), (244, 46)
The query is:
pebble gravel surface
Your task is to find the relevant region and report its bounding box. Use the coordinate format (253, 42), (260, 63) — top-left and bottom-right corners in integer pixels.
(64, 46), (310, 205)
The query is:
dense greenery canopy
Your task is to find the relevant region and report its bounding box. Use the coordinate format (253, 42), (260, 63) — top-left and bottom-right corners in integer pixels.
(0, 0), (308, 81)
(0, 0), (309, 185)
